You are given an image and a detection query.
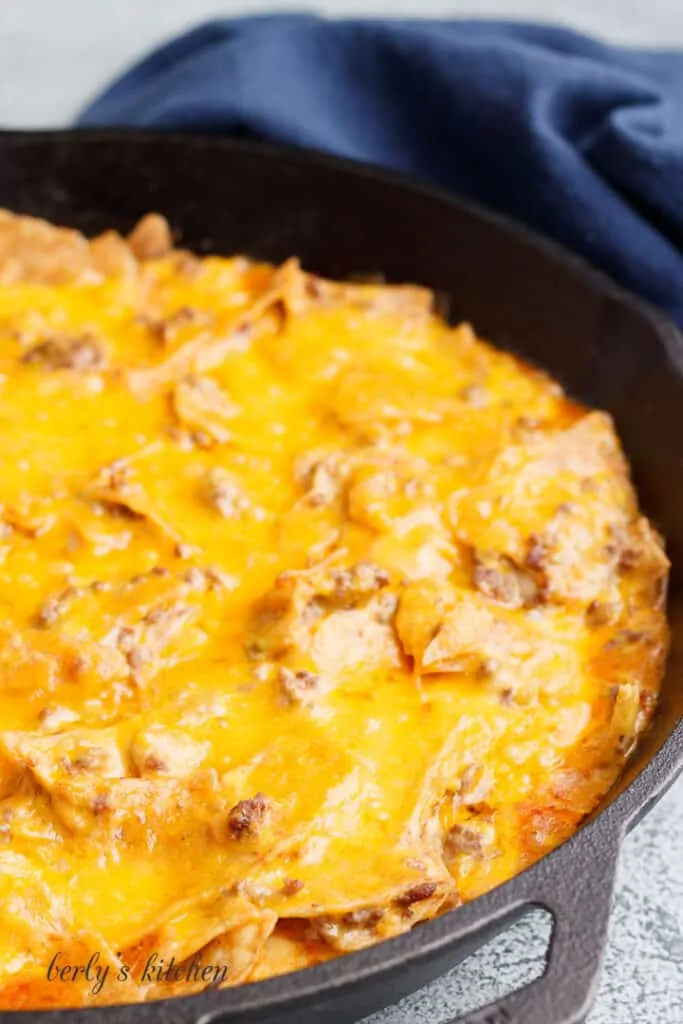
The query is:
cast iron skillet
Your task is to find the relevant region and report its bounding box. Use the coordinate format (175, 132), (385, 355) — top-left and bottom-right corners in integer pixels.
(0, 131), (682, 1024)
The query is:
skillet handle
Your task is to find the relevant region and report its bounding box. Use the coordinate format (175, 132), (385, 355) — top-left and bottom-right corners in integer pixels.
(449, 824), (623, 1024)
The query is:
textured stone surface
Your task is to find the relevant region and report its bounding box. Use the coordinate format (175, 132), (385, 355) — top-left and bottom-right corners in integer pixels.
(1, 2), (683, 1021)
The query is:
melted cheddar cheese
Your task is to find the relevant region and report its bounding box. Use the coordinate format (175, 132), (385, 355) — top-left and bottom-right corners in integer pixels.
(0, 211), (669, 1008)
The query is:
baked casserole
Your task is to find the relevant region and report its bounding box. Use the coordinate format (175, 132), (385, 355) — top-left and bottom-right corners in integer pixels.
(0, 211), (669, 1008)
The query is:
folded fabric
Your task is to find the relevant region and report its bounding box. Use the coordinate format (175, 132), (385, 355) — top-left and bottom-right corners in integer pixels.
(80, 15), (683, 327)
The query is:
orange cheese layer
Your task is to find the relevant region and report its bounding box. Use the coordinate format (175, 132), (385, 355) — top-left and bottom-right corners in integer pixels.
(0, 212), (669, 1008)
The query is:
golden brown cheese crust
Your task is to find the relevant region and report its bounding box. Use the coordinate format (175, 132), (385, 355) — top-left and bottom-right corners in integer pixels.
(0, 210), (669, 1008)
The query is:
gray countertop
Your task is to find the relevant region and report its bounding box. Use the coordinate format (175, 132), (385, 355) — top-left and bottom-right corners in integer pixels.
(3, 0), (683, 128)
(1, 2), (682, 1021)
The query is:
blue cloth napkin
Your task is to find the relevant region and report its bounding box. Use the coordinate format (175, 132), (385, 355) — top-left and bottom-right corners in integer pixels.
(80, 15), (683, 327)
